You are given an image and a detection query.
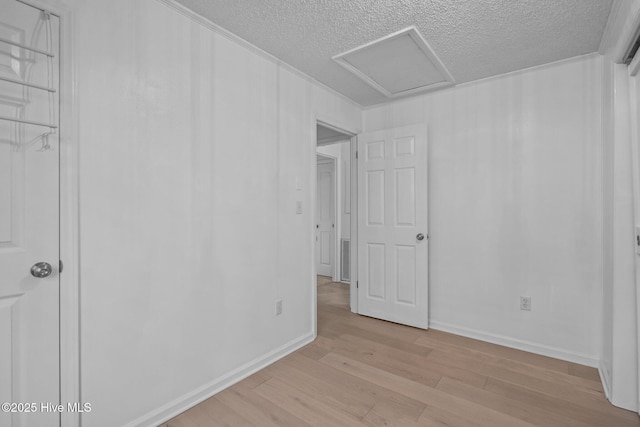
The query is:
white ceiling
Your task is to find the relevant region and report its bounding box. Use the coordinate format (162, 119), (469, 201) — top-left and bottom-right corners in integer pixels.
(174, 0), (613, 106)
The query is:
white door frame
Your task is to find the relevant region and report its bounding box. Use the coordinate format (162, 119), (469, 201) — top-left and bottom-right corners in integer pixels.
(17, 0), (82, 425)
(349, 132), (358, 314)
(628, 53), (640, 414)
(311, 117), (358, 337)
(316, 153), (338, 280)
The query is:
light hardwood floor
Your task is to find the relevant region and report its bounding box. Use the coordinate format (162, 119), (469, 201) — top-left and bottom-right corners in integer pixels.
(161, 279), (639, 427)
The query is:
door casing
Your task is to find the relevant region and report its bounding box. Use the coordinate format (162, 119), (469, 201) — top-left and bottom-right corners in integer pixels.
(628, 51), (640, 414)
(312, 117), (358, 337)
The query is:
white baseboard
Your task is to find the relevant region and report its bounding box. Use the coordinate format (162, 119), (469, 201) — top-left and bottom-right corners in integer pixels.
(429, 320), (599, 368)
(124, 332), (315, 427)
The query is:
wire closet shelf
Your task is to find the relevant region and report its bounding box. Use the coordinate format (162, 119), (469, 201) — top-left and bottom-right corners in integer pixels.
(0, 6), (57, 133)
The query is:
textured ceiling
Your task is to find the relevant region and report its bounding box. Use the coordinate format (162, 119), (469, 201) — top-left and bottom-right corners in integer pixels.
(174, 0), (613, 106)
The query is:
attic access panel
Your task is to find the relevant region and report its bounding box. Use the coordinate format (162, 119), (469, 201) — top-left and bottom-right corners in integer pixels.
(333, 27), (454, 99)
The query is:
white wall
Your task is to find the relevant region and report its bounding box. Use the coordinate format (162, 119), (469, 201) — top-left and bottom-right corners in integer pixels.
(364, 55), (603, 365)
(68, 0), (360, 425)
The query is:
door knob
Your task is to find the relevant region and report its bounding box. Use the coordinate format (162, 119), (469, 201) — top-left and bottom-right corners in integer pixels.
(30, 262), (53, 278)
(416, 233), (425, 241)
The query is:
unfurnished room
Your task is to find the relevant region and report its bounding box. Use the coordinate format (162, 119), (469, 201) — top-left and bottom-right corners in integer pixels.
(1, 0), (640, 426)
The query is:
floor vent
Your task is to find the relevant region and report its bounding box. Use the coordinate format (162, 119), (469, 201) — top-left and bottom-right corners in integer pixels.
(341, 238), (351, 282)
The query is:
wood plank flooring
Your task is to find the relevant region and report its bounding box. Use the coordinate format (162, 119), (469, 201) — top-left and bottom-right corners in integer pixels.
(161, 279), (639, 427)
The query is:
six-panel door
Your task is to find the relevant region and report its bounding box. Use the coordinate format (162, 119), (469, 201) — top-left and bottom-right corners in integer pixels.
(357, 124), (428, 329)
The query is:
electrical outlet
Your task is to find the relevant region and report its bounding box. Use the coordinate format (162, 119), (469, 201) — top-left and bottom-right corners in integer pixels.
(296, 201), (302, 214)
(520, 296), (531, 311)
(275, 300), (283, 316)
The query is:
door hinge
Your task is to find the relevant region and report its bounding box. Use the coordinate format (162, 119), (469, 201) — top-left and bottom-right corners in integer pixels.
(355, 151), (358, 159)
(59, 260), (63, 273)
(356, 281), (359, 288)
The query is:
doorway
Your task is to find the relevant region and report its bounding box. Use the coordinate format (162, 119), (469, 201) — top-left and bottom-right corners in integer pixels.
(315, 122), (356, 312)
(313, 120), (429, 333)
(316, 154), (336, 278)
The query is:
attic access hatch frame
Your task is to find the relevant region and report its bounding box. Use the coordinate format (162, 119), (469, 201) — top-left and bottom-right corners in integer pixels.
(332, 26), (454, 99)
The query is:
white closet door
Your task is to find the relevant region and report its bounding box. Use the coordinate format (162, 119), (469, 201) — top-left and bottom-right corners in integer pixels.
(0, 1), (60, 425)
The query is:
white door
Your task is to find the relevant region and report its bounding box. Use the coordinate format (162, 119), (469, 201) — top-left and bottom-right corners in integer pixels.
(357, 124), (428, 329)
(316, 158), (335, 277)
(0, 1), (60, 426)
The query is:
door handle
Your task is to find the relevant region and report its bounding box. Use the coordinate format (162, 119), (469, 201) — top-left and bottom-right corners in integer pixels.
(30, 262), (53, 278)
(416, 233), (425, 241)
